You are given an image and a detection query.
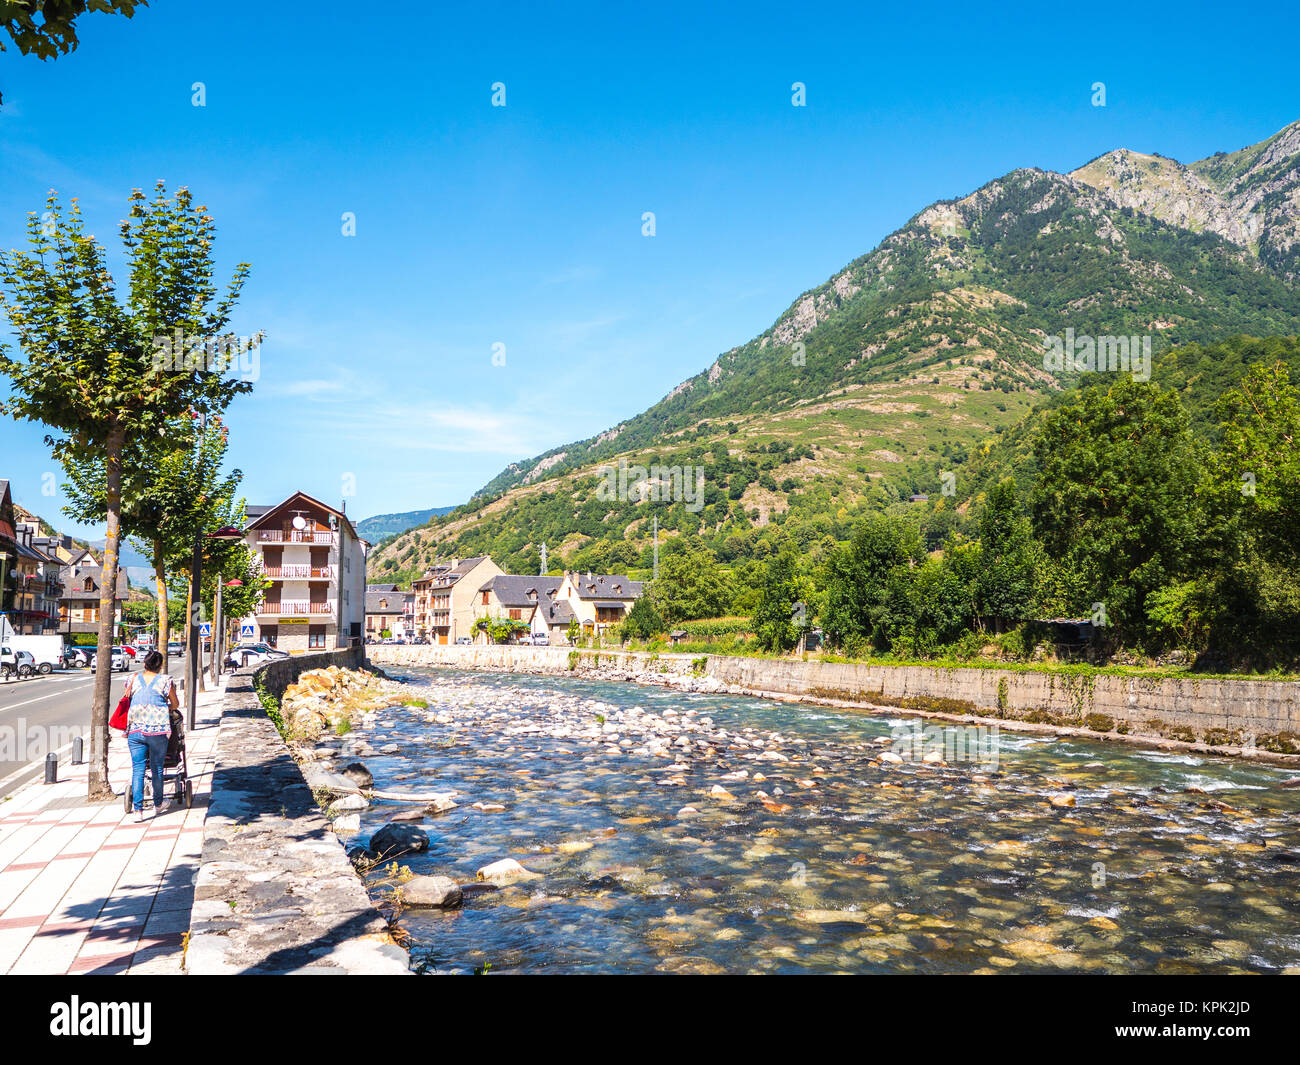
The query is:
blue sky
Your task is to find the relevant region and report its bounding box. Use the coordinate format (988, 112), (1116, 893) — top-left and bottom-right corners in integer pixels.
(0, 0), (1296, 535)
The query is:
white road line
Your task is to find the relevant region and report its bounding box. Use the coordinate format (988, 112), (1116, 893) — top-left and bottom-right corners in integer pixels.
(0, 678), (109, 715)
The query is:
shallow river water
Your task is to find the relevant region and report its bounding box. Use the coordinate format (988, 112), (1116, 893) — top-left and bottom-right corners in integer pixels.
(352, 667), (1300, 974)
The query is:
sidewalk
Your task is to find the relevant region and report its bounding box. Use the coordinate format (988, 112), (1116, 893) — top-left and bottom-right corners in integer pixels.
(0, 674), (225, 974)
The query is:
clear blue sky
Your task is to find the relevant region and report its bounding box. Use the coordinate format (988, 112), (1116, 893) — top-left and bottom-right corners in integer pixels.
(0, 0), (1295, 535)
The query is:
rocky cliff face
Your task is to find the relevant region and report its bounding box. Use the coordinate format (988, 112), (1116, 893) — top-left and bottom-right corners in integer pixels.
(1074, 120), (1300, 280)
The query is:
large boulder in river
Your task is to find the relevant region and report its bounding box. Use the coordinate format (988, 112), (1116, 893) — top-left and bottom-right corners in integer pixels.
(476, 858), (538, 885)
(370, 823), (430, 859)
(402, 875), (462, 908)
(341, 762), (374, 788)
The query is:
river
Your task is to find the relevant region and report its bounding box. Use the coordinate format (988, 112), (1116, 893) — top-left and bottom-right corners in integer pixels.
(350, 666), (1300, 974)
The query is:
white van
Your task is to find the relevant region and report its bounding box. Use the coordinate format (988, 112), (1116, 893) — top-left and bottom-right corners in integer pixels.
(9, 634), (68, 674)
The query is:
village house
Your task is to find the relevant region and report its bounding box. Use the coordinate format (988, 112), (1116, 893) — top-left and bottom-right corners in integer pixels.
(558, 571), (644, 637)
(57, 556), (128, 640)
(239, 491), (368, 653)
(412, 556), (501, 643)
(9, 522), (64, 634)
(364, 583), (412, 640)
(474, 573), (578, 643)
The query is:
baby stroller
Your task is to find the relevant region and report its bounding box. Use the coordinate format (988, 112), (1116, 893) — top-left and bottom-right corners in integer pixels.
(122, 706), (194, 812)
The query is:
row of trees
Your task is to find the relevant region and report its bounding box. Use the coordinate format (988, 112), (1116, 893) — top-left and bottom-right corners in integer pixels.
(0, 185), (261, 798)
(621, 361), (1298, 667)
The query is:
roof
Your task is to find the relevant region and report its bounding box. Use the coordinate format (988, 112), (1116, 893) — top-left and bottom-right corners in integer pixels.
(59, 564), (129, 600)
(478, 574), (563, 607)
(566, 573), (643, 600)
(538, 599), (576, 625)
(244, 491), (359, 541)
(367, 583), (399, 592)
(365, 589), (408, 614)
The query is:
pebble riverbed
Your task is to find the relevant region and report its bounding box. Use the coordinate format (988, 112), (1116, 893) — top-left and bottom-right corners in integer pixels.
(333, 667), (1300, 974)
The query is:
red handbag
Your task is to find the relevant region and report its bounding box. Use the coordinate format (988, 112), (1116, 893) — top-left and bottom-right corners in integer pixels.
(109, 680), (132, 731)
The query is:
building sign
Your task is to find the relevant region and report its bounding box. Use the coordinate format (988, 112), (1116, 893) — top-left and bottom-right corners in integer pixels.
(278, 618), (308, 625)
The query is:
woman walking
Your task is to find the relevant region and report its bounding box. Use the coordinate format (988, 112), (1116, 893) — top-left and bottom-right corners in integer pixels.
(126, 649), (179, 822)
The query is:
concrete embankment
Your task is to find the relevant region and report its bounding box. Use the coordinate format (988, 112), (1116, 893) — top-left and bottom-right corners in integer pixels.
(370, 644), (1300, 765)
(186, 648), (409, 975)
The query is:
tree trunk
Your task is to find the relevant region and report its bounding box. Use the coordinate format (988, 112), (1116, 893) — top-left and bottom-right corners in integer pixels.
(153, 540), (169, 675)
(88, 424), (124, 802)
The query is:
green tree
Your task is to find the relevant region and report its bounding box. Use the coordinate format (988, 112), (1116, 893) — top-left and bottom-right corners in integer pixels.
(1029, 378), (1201, 644)
(649, 537), (730, 623)
(973, 479), (1037, 632)
(751, 549), (810, 653)
(822, 513), (923, 651)
(1200, 361), (1300, 657)
(0, 185), (254, 798)
(622, 595), (664, 640)
(1, 1), (147, 104)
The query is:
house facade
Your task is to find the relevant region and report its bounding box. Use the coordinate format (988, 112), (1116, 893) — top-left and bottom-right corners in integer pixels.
(57, 559), (128, 639)
(9, 522), (63, 634)
(412, 556), (501, 643)
(365, 584), (412, 639)
(558, 571), (644, 636)
(239, 491), (368, 653)
(474, 574), (577, 642)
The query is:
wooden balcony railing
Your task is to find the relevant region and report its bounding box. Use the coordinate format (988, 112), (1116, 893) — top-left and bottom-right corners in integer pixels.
(257, 600), (337, 616)
(263, 565), (335, 579)
(256, 530), (337, 545)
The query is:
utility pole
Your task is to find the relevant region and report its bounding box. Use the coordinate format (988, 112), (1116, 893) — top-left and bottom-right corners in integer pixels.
(184, 411), (206, 731)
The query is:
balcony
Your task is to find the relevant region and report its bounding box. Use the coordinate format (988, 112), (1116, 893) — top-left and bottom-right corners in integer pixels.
(257, 600), (337, 616)
(256, 530), (337, 545)
(263, 564), (335, 579)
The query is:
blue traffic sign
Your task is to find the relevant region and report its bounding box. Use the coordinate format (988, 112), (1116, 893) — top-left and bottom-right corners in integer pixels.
(241, 623), (255, 639)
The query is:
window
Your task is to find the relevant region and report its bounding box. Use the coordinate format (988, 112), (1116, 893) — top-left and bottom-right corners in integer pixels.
(509, 609), (521, 620)
(482, 591), (489, 605)
(263, 627), (278, 648)
(308, 625), (326, 649)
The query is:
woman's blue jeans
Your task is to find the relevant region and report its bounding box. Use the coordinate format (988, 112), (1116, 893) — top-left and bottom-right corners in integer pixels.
(128, 732), (169, 811)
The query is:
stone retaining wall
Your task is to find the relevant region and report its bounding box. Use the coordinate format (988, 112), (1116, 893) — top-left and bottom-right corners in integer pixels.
(370, 644), (1300, 758)
(186, 648), (409, 974)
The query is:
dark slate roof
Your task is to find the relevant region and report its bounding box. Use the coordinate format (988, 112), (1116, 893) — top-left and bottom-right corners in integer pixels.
(477, 574), (563, 607)
(366, 583), (399, 592)
(59, 564), (129, 600)
(244, 505), (274, 520)
(538, 599), (576, 626)
(568, 573), (643, 600)
(365, 589), (408, 614)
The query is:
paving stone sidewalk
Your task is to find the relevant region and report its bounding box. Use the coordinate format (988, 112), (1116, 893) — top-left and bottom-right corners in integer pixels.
(0, 675), (224, 975)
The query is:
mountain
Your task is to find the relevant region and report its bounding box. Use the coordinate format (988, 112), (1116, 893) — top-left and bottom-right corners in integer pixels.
(357, 506), (456, 546)
(1073, 121), (1300, 279)
(369, 121), (1300, 584)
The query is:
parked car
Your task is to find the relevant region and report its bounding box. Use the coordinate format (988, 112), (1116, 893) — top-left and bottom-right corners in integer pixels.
(8, 634), (68, 674)
(227, 642), (288, 667)
(1, 646), (37, 679)
(65, 646), (92, 668)
(90, 647), (130, 673)
(167, 641), (184, 657)
(454, 636), (473, 645)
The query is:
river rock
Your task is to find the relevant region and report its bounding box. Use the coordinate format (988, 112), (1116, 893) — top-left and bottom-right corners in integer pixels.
(369, 823), (430, 859)
(328, 793), (369, 813)
(402, 875), (463, 908)
(477, 858), (538, 885)
(341, 762), (374, 787)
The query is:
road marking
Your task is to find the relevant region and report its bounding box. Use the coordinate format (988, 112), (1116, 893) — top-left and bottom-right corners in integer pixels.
(0, 677), (125, 716)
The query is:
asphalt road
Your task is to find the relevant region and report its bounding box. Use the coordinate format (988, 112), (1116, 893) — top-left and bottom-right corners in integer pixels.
(0, 666), (132, 799)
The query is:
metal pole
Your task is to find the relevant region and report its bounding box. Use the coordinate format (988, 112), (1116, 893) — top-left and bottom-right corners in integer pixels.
(214, 579), (222, 679)
(186, 530), (201, 731)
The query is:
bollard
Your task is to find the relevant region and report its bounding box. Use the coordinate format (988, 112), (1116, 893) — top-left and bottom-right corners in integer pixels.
(71, 735), (84, 764)
(44, 752), (58, 784)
